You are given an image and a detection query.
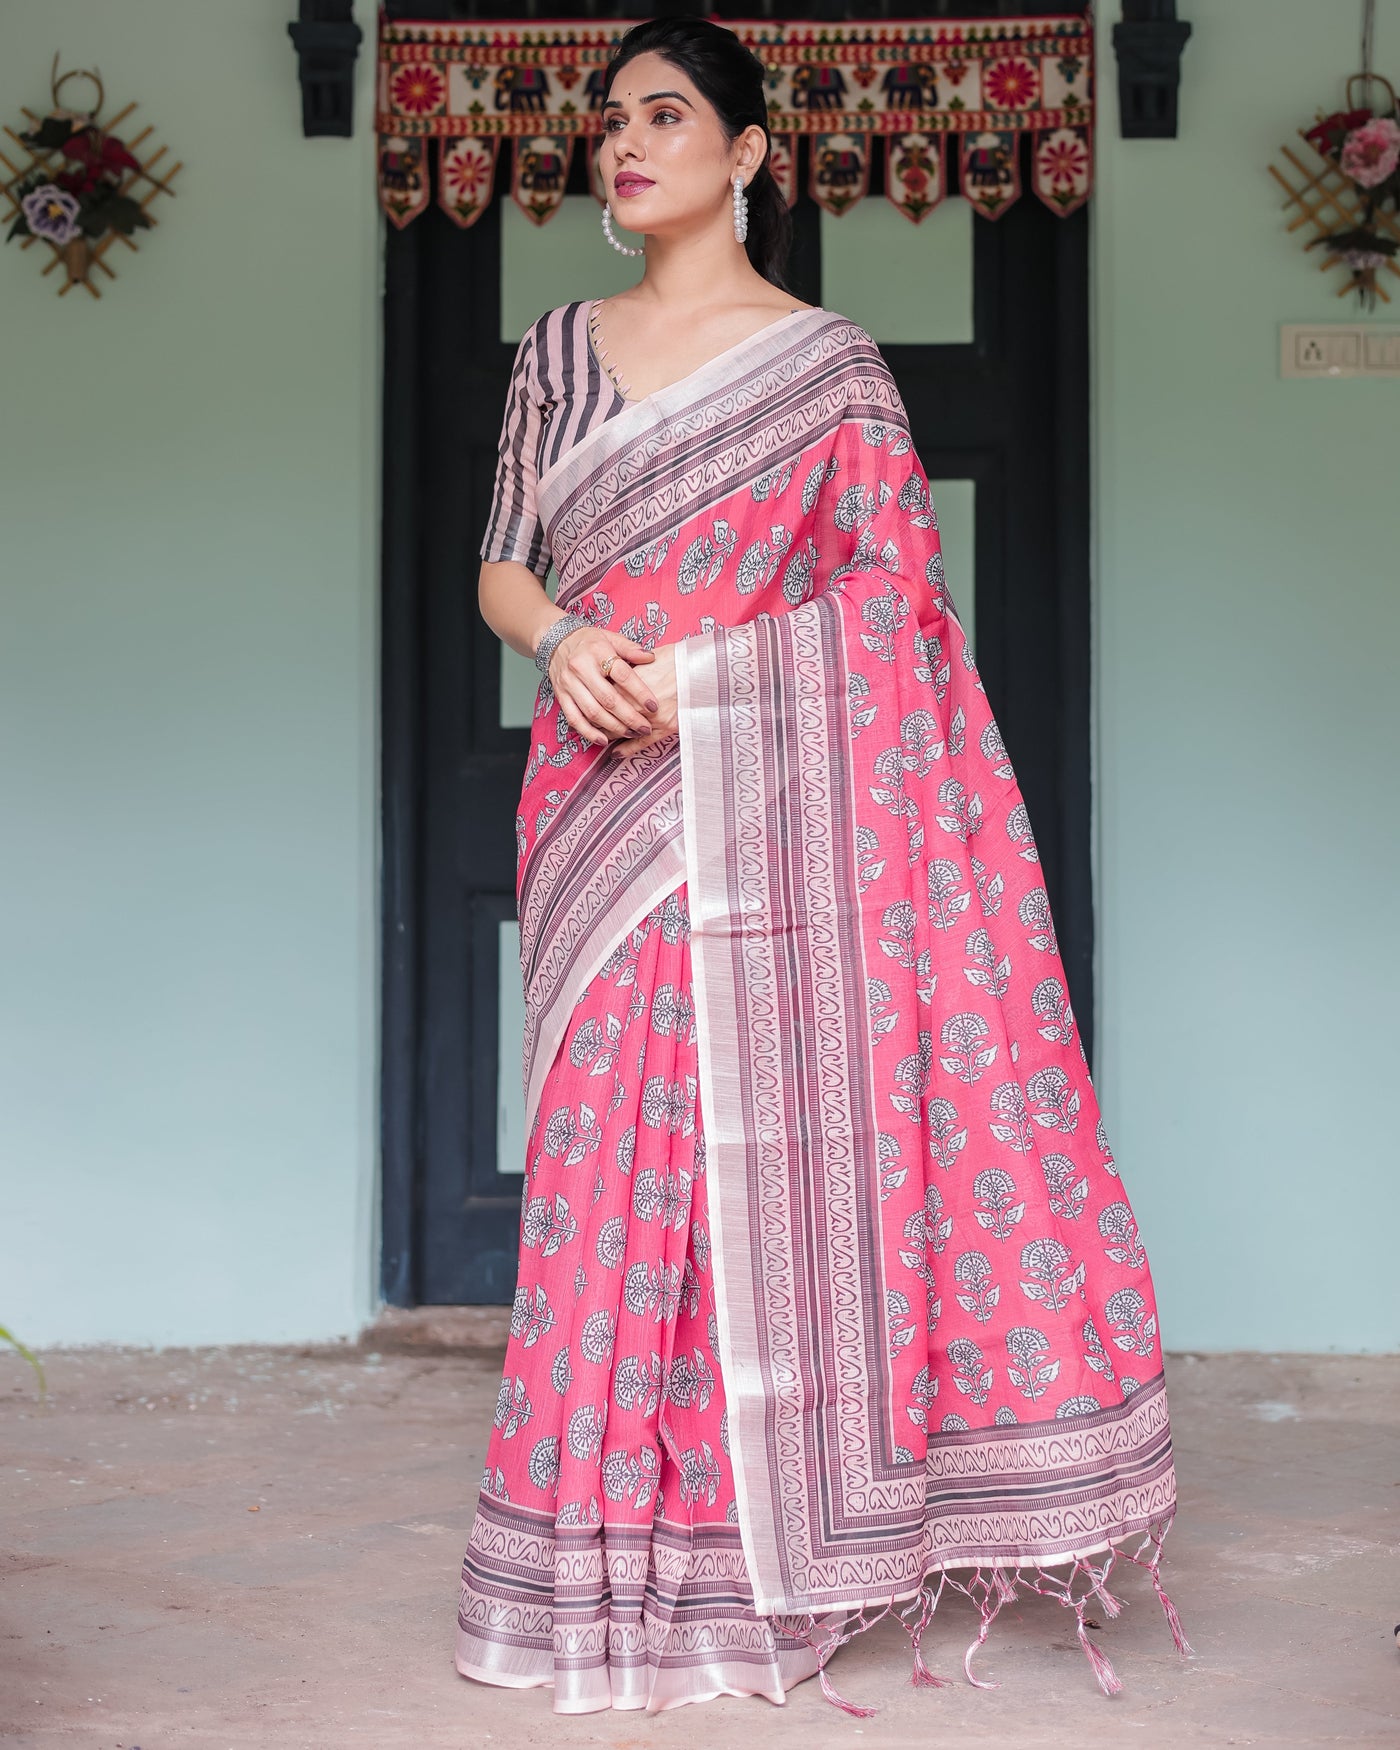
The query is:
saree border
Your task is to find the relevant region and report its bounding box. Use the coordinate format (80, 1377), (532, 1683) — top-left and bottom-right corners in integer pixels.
(537, 312), (900, 609)
(535, 305), (823, 510)
(679, 595), (923, 1612)
(677, 594), (1177, 1614)
(518, 735), (687, 1134)
(456, 1493), (824, 1711)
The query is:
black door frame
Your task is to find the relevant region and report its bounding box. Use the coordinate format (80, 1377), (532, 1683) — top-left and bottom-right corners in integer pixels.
(379, 0), (1093, 1306)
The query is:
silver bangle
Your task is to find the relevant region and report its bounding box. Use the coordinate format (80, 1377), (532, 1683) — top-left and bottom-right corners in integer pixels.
(534, 613), (589, 677)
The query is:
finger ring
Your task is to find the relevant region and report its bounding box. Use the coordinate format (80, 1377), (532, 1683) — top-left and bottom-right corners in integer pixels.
(600, 655), (615, 679)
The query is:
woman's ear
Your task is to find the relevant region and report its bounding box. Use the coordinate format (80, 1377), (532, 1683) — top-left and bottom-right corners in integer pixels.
(731, 124), (766, 182)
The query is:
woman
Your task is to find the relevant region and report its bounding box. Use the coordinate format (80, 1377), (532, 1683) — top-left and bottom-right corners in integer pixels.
(457, 15), (1188, 1717)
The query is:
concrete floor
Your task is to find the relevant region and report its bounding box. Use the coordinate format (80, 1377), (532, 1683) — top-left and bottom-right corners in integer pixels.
(1, 1315), (1397, 1749)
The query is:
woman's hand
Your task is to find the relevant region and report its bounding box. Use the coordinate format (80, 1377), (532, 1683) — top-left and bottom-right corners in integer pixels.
(609, 644), (678, 757)
(547, 624), (658, 748)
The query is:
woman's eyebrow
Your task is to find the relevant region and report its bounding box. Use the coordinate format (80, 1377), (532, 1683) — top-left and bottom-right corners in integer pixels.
(602, 91), (695, 111)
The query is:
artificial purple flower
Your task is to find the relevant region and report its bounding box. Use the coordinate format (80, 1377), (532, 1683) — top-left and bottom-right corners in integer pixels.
(1340, 117), (1400, 188)
(21, 183), (81, 245)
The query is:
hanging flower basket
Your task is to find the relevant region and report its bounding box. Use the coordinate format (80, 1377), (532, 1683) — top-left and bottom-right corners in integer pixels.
(1, 56), (181, 299)
(1270, 72), (1400, 308)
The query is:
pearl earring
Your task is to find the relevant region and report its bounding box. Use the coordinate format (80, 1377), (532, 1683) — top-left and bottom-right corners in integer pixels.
(732, 173), (749, 243)
(601, 201), (644, 256)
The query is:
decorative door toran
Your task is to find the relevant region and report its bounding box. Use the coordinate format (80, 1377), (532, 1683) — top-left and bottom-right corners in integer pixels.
(375, 14), (1094, 230)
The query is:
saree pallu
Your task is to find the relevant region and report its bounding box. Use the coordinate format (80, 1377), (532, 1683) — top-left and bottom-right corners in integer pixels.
(456, 308), (1187, 1714)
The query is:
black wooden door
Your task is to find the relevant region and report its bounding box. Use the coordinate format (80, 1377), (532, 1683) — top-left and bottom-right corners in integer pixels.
(381, 0), (1091, 1308)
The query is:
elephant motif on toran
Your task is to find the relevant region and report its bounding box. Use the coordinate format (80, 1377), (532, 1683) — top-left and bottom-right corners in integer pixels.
(495, 66), (551, 112)
(789, 65), (849, 110)
(880, 63), (940, 111)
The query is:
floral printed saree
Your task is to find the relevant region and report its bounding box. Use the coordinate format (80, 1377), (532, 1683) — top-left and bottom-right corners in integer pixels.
(455, 306), (1187, 1714)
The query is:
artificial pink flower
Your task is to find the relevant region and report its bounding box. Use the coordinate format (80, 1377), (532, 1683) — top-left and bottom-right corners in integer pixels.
(1340, 117), (1400, 188)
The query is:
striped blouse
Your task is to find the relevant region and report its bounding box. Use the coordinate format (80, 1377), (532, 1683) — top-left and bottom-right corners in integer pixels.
(479, 301), (622, 581)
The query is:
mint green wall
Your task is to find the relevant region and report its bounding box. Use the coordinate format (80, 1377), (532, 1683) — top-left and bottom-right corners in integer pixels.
(1093, 0), (1400, 1349)
(0, 0), (380, 1345)
(2, 0), (1394, 1353)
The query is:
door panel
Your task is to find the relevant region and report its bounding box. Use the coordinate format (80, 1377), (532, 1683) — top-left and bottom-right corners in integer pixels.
(497, 918), (528, 1177)
(822, 199), (974, 345)
(381, 0), (1090, 1307)
(927, 477), (976, 653)
(502, 193), (644, 340)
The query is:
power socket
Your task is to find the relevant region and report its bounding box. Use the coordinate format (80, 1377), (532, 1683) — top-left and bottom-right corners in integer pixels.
(1281, 324), (1400, 378)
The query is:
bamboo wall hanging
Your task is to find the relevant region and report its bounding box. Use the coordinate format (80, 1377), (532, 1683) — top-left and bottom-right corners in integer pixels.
(1269, 2), (1400, 308)
(2, 56), (181, 300)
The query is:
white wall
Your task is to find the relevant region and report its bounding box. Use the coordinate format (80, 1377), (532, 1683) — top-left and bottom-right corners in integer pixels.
(0, 0), (381, 1345)
(1093, 0), (1400, 1349)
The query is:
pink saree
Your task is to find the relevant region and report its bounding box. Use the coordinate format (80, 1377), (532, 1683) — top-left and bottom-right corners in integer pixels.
(456, 307), (1187, 1714)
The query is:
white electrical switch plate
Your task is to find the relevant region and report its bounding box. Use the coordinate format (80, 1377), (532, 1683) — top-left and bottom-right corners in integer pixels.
(1281, 323), (1400, 378)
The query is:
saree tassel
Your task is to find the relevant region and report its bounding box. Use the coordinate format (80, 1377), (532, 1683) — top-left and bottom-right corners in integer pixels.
(807, 1602), (891, 1717)
(899, 1573), (953, 1687)
(909, 1602), (953, 1691)
(910, 1636), (953, 1688)
(1124, 1514), (1195, 1657)
(818, 1662), (880, 1717)
(1075, 1604), (1124, 1698)
(1092, 1580), (1124, 1620)
(945, 1569), (1006, 1690)
(1149, 1570), (1193, 1657)
(963, 1606), (1002, 1689)
(1018, 1557), (1126, 1698)
(1086, 1550), (1124, 1620)
(800, 1519), (1187, 1711)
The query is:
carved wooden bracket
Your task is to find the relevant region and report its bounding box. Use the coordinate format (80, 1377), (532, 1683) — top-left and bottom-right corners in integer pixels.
(288, 0), (363, 139)
(1113, 1), (1192, 139)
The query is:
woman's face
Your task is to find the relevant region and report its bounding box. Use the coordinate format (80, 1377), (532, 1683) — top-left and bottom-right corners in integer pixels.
(600, 50), (766, 236)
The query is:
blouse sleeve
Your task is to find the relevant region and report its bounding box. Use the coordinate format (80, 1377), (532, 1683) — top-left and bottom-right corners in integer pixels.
(479, 323), (552, 580)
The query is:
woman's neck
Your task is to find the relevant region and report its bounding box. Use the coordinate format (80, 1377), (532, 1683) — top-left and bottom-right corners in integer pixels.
(630, 218), (770, 315)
